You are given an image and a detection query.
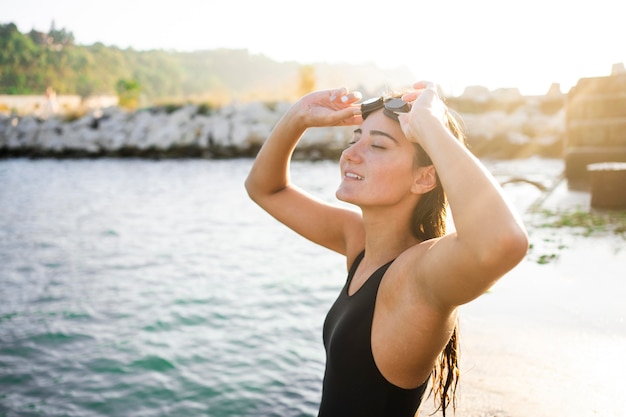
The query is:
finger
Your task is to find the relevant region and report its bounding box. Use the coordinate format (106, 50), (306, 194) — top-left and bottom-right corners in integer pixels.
(401, 91), (419, 102)
(332, 107), (362, 125)
(342, 91), (362, 103)
(412, 80), (437, 91)
(331, 90), (362, 104)
(329, 87), (348, 102)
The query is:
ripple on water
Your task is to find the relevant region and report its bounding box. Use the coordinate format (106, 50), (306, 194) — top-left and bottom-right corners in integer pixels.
(130, 355), (176, 372)
(26, 331), (94, 346)
(85, 357), (129, 374)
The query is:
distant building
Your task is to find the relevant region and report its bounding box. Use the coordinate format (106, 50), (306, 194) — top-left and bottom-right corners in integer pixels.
(565, 63), (626, 188)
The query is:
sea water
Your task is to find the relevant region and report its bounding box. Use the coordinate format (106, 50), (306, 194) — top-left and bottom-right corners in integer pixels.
(0, 157), (563, 417)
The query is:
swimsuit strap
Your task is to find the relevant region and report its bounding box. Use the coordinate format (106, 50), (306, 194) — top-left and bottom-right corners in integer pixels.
(347, 250), (366, 281)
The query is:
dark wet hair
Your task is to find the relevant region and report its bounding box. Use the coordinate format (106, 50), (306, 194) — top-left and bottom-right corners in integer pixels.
(413, 108), (465, 417)
(368, 91), (466, 417)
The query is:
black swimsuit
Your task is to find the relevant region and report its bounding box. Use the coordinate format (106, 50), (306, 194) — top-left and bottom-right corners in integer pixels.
(318, 251), (428, 417)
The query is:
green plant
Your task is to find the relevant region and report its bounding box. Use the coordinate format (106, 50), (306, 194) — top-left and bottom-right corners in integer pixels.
(526, 208), (625, 264)
(115, 79), (141, 110)
(196, 102), (213, 116)
(536, 208), (626, 237)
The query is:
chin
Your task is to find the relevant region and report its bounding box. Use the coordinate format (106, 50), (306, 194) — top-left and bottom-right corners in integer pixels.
(335, 188), (352, 203)
(335, 188), (362, 206)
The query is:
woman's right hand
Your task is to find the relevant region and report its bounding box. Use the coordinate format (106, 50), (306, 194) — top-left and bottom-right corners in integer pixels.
(291, 88), (363, 128)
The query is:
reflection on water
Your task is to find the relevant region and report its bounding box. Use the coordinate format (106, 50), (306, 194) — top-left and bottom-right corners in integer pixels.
(0, 157), (623, 417)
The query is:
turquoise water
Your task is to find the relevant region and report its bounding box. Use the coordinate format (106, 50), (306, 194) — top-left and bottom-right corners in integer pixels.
(0, 158), (561, 417)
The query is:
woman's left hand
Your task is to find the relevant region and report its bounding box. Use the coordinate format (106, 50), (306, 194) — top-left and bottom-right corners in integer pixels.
(397, 81), (449, 144)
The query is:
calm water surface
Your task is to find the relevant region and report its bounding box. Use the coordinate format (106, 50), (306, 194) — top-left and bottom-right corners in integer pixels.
(0, 157), (563, 417)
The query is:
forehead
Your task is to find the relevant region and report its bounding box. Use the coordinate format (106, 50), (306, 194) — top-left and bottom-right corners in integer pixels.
(360, 109), (407, 141)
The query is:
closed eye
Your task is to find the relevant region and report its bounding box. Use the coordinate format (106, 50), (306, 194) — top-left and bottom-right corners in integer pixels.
(348, 128), (393, 150)
(347, 129), (362, 146)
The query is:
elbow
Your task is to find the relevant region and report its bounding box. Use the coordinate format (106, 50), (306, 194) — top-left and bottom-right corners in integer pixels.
(244, 174), (286, 205)
(493, 226), (529, 270)
(506, 227), (530, 266)
(244, 175), (260, 203)
(244, 175), (253, 195)
(477, 224), (529, 273)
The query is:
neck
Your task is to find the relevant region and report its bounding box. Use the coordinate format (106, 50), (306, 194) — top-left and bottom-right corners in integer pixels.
(360, 205), (420, 266)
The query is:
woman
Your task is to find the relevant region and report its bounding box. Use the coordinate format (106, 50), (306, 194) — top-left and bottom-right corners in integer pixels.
(245, 81), (528, 416)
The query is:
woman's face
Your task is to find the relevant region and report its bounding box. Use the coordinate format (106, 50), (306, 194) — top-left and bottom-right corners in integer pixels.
(336, 109), (420, 208)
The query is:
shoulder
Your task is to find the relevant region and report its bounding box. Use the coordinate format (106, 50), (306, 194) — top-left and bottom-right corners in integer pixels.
(382, 238), (450, 312)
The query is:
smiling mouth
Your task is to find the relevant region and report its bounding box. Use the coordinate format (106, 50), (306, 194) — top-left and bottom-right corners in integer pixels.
(345, 172), (364, 180)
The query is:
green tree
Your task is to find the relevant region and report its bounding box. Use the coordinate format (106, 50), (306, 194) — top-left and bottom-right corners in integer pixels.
(116, 79), (141, 109)
(0, 23), (41, 93)
(48, 20), (74, 46)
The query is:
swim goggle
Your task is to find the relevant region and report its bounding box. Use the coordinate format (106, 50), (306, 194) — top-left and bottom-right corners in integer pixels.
(360, 97), (411, 121)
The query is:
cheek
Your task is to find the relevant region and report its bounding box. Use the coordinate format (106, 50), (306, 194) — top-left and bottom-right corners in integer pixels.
(377, 155), (415, 181)
(370, 163), (415, 196)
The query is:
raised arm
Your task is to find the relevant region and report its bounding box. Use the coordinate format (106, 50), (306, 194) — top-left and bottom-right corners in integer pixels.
(400, 82), (529, 307)
(245, 88), (364, 255)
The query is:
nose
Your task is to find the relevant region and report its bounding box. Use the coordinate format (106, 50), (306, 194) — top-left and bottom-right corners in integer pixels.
(341, 141), (362, 163)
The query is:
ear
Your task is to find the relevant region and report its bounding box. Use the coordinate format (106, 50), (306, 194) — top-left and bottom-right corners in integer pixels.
(411, 165), (437, 195)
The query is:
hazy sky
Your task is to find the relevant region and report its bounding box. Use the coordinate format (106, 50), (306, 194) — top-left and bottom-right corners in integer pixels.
(4, 0), (625, 95)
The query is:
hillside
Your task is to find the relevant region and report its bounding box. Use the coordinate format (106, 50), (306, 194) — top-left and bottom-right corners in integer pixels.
(0, 22), (415, 106)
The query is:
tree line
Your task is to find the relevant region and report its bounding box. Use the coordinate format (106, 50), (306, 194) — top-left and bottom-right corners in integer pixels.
(0, 22), (326, 106)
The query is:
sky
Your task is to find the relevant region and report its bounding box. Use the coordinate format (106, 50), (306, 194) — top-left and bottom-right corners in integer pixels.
(4, 0), (625, 96)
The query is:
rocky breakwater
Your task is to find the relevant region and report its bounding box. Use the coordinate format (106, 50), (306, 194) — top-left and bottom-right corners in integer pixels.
(0, 101), (354, 160)
(0, 87), (566, 160)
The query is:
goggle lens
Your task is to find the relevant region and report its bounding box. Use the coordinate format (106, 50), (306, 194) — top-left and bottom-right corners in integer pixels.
(360, 97), (411, 121)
